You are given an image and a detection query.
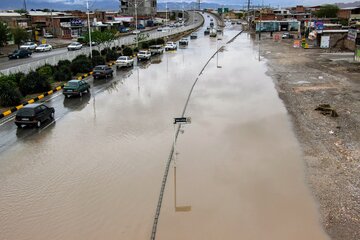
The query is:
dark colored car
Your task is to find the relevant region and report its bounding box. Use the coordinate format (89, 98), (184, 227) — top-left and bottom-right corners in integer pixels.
(63, 80), (90, 98)
(15, 103), (55, 128)
(8, 49), (32, 59)
(93, 65), (114, 79)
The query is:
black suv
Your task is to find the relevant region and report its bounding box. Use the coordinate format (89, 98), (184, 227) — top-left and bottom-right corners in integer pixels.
(15, 103), (55, 128)
(8, 49), (32, 59)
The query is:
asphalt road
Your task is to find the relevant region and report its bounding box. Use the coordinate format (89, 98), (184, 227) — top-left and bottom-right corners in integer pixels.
(0, 12), (201, 71)
(0, 14), (329, 240)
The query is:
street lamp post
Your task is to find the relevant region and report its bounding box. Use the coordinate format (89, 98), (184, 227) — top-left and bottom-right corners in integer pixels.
(86, 0), (93, 58)
(216, 37), (222, 68)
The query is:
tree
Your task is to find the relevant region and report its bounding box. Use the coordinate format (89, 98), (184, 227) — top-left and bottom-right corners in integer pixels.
(84, 30), (117, 51)
(0, 22), (11, 48)
(12, 27), (29, 49)
(315, 4), (339, 18)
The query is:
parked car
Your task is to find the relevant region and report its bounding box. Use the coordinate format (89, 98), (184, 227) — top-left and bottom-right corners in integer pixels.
(63, 79), (90, 98)
(179, 38), (189, 46)
(137, 50), (151, 61)
(282, 32), (293, 39)
(8, 49), (32, 59)
(35, 44), (53, 52)
(93, 65), (114, 78)
(20, 42), (37, 50)
(67, 42), (82, 51)
(165, 42), (177, 51)
(119, 27), (129, 33)
(149, 45), (164, 55)
(115, 56), (134, 68)
(15, 103), (55, 128)
(210, 22), (214, 27)
(44, 33), (54, 38)
(132, 29), (141, 35)
(190, 33), (198, 39)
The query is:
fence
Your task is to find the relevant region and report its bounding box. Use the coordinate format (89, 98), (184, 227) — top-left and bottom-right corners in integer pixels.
(0, 16), (203, 76)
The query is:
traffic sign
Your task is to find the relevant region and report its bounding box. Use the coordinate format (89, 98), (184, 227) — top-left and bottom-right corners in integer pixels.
(173, 117), (191, 124)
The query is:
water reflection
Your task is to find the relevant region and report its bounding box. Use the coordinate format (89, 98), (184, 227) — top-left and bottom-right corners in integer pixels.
(62, 93), (91, 112)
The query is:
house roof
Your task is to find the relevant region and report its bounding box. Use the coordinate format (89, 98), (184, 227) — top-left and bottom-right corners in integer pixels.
(340, 7), (360, 10)
(28, 11), (71, 16)
(0, 12), (22, 17)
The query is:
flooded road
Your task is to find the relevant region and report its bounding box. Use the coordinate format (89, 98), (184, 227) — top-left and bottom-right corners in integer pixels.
(0, 18), (328, 240)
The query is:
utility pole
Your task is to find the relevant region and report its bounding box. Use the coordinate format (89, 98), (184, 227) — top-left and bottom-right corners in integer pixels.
(86, 0), (93, 58)
(23, 0), (27, 12)
(247, 0), (251, 22)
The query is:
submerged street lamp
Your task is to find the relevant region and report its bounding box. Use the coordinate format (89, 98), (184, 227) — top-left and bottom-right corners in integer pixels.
(173, 117), (192, 212)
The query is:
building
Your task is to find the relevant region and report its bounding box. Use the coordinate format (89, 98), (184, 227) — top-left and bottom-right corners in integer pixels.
(256, 20), (300, 32)
(0, 11), (30, 29)
(119, 0), (157, 17)
(338, 7), (360, 23)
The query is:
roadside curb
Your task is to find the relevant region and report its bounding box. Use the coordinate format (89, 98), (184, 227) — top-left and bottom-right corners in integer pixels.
(0, 61), (116, 119)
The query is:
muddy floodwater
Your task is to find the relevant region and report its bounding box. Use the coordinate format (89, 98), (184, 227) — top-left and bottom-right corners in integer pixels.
(0, 21), (329, 239)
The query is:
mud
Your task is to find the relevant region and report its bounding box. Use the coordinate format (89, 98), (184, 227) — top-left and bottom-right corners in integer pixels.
(255, 33), (360, 240)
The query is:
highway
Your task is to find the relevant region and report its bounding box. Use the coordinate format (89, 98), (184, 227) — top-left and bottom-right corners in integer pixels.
(0, 13), (328, 240)
(0, 11), (201, 72)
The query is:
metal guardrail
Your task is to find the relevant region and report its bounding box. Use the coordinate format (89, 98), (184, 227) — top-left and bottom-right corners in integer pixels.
(0, 16), (203, 76)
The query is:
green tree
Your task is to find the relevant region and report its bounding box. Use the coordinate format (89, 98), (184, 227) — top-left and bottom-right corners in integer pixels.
(0, 22), (11, 48)
(84, 30), (117, 52)
(12, 27), (29, 49)
(315, 4), (339, 18)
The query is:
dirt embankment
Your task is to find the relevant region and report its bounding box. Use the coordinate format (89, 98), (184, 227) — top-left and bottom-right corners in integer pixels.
(255, 33), (360, 240)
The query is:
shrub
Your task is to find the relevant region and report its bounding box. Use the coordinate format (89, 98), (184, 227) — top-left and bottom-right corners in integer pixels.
(101, 48), (109, 56)
(140, 41), (149, 49)
(57, 60), (71, 68)
(19, 71), (51, 96)
(106, 50), (119, 61)
(122, 46), (133, 56)
(54, 66), (72, 82)
(70, 58), (92, 74)
(0, 76), (22, 107)
(92, 55), (106, 66)
(148, 39), (156, 46)
(36, 64), (54, 80)
(156, 38), (165, 45)
(73, 54), (88, 62)
(8, 72), (25, 85)
(133, 47), (139, 53)
(92, 49), (100, 57)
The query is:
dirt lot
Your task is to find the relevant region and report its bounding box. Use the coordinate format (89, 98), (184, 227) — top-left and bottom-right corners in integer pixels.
(254, 33), (360, 240)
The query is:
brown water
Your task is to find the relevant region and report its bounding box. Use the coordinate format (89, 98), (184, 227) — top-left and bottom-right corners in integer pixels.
(0, 23), (328, 240)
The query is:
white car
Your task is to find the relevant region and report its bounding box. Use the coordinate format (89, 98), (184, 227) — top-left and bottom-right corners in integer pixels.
(115, 56), (134, 68)
(20, 42), (37, 50)
(165, 42), (177, 51)
(67, 42), (82, 51)
(179, 38), (188, 46)
(132, 29), (141, 35)
(137, 50), (151, 61)
(35, 44), (52, 52)
(149, 45), (164, 55)
(44, 33), (54, 38)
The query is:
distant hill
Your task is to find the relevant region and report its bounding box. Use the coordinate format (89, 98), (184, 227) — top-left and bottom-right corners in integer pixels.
(336, 1), (360, 8)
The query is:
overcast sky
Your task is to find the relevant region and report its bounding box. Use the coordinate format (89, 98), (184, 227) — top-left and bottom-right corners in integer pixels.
(1, 0), (357, 10)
